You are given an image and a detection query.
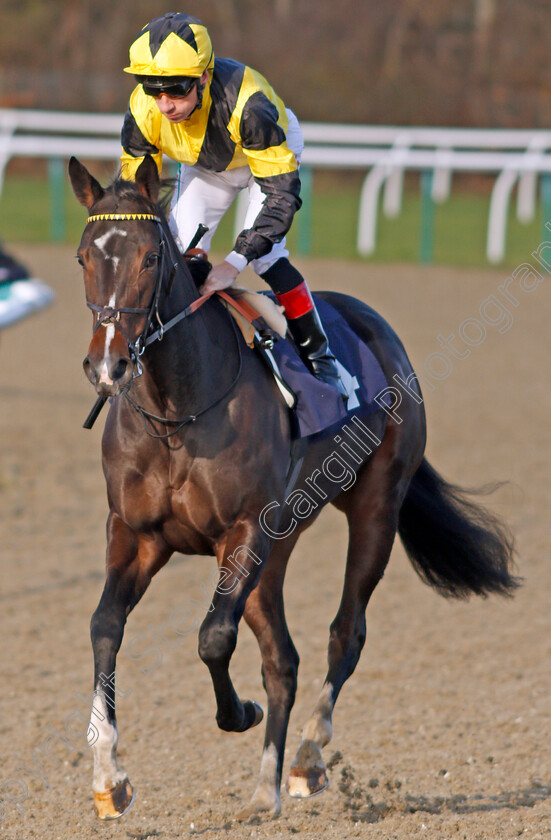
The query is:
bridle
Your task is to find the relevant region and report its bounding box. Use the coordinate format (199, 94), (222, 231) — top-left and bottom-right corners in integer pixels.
(86, 211), (173, 371)
(83, 210), (243, 436)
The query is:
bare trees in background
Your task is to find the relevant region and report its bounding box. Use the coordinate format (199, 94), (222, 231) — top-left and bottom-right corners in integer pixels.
(1, 0), (551, 127)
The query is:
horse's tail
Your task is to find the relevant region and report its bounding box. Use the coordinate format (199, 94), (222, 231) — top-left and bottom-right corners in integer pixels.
(397, 457), (520, 598)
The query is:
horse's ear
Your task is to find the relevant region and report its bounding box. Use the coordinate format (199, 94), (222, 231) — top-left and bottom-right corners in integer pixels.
(68, 157), (104, 209)
(135, 154), (160, 202)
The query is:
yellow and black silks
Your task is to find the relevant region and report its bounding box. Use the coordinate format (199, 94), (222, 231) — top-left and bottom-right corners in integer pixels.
(121, 57), (302, 264)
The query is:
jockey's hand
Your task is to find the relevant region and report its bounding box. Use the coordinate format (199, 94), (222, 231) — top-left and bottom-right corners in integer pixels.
(199, 261), (239, 294)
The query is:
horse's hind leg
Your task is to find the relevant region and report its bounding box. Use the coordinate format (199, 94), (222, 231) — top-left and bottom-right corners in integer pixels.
(89, 512), (170, 819)
(236, 532), (301, 820)
(286, 440), (414, 798)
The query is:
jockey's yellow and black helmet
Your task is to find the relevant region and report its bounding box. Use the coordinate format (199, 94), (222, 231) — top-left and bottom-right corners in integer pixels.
(124, 13), (214, 79)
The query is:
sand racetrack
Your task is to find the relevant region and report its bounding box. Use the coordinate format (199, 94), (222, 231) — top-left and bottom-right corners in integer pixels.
(1, 244), (550, 840)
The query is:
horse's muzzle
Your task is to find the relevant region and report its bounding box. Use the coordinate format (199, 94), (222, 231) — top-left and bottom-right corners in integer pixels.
(84, 329), (134, 397)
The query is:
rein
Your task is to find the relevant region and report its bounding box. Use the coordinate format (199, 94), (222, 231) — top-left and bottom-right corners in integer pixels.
(83, 211), (243, 435)
(124, 313), (243, 438)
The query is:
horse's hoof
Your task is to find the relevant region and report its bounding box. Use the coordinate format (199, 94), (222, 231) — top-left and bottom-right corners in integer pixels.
(217, 700), (264, 733)
(286, 766), (329, 798)
(249, 700), (264, 728)
(235, 805), (269, 822)
(237, 700), (264, 730)
(93, 778), (135, 820)
(286, 739), (329, 798)
(236, 796), (281, 822)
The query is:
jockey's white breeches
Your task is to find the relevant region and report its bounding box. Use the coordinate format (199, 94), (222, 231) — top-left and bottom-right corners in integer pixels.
(169, 109), (304, 276)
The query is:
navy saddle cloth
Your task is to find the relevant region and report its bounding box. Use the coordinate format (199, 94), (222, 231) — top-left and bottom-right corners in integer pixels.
(266, 295), (388, 440)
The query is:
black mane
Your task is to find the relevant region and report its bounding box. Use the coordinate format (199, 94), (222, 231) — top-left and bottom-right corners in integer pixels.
(105, 174), (175, 215)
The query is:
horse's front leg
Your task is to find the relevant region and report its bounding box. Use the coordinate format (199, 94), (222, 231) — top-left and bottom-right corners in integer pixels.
(235, 531), (301, 821)
(90, 511), (170, 820)
(198, 523), (272, 734)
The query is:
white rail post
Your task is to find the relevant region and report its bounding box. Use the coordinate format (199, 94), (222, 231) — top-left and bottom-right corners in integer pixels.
(487, 168), (518, 263)
(382, 132), (411, 217)
(516, 136), (551, 223)
(432, 146), (453, 203)
(358, 164), (391, 256)
(0, 111), (17, 198)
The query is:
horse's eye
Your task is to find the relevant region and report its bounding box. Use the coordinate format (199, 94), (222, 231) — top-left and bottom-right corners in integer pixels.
(76, 255), (85, 267)
(144, 253), (160, 269)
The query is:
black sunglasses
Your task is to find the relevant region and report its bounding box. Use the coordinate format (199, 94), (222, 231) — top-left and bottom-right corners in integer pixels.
(140, 77), (198, 99)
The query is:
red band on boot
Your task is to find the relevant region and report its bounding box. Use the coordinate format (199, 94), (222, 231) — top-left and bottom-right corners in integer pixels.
(276, 281), (314, 320)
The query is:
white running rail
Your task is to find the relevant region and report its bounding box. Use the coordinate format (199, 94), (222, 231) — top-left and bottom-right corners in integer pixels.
(2, 109), (551, 262)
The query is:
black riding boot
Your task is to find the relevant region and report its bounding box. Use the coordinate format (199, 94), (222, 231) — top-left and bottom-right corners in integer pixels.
(261, 257), (348, 398)
(261, 258), (347, 398)
(286, 305), (348, 398)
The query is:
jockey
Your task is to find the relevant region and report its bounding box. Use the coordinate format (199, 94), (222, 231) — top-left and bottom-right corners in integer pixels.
(121, 12), (346, 397)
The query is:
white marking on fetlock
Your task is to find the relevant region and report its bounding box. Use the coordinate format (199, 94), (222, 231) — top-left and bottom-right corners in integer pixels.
(302, 682), (334, 746)
(251, 744), (281, 814)
(90, 688), (128, 793)
(237, 744), (281, 820)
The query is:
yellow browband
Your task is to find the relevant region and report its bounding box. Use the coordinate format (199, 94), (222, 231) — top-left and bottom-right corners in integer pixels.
(86, 213), (161, 224)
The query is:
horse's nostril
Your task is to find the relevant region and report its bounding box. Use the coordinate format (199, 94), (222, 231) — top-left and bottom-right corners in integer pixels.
(83, 357), (95, 382)
(112, 359), (129, 381)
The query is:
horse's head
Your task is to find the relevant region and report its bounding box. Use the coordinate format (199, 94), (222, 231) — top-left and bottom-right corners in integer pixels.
(69, 155), (166, 397)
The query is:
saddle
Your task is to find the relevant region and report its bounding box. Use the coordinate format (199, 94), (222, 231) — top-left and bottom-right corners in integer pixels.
(218, 287), (296, 408)
(185, 255), (388, 440)
(218, 287), (287, 348)
(218, 287), (390, 440)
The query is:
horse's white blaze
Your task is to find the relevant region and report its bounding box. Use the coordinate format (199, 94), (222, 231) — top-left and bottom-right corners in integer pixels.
(94, 228), (127, 272)
(98, 294), (117, 384)
(91, 688), (127, 793)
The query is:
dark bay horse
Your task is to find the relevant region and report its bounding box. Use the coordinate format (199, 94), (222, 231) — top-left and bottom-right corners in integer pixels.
(68, 155), (517, 822)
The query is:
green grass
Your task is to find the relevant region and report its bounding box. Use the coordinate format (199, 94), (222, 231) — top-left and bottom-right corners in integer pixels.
(0, 172), (547, 268)
(0, 173), (89, 245)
